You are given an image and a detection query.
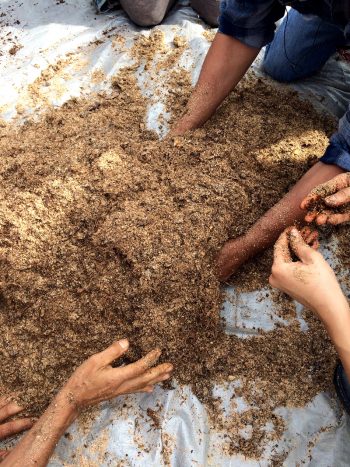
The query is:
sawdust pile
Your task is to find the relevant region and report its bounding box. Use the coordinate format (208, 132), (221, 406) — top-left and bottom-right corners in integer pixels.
(0, 65), (341, 458)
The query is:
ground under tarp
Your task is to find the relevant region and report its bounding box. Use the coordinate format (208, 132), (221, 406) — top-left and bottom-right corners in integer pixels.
(0, 1), (349, 465)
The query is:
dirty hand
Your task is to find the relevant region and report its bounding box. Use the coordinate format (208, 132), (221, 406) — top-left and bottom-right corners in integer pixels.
(61, 340), (173, 410)
(301, 172), (350, 225)
(168, 116), (192, 137)
(269, 227), (347, 315)
(216, 226), (319, 283)
(0, 398), (33, 460)
(0, 343), (173, 467)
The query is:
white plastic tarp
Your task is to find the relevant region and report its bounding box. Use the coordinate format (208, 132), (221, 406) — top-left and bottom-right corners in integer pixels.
(0, 1), (349, 465)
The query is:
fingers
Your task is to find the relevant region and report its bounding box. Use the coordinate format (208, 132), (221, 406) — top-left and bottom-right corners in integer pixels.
(310, 210), (350, 226)
(96, 339), (129, 367)
(0, 400), (32, 442)
(122, 385), (155, 395)
(314, 210), (332, 225)
(324, 185), (350, 207)
(127, 363), (172, 389)
(300, 226), (319, 249)
(300, 193), (322, 211)
(306, 208), (347, 226)
(304, 210), (318, 223)
(326, 212), (350, 225)
(118, 349), (162, 380)
(0, 418), (33, 440)
(0, 397), (13, 410)
(329, 172), (350, 193)
(289, 228), (314, 263)
(140, 385), (154, 393)
(0, 401), (23, 423)
(301, 173), (350, 210)
(116, 363), (173, 395)
(273, 227), (318, 266)
(273, 228), (292, 265)
(310, 236), (319, 250)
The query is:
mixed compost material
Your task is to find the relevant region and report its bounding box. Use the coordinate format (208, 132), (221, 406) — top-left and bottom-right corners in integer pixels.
(0, 30), (347, 458)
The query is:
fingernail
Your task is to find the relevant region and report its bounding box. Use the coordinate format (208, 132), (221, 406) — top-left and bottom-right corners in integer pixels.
(290, 228), (298, 237)
(119, 339), (129, 349)
(166, 364), (173, 372)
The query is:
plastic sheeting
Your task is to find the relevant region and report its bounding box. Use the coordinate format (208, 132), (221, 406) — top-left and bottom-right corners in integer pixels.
(0, 1), (349, 465)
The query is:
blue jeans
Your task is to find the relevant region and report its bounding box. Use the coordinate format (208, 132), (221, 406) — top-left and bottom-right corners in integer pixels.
(263, 8), (347, 83)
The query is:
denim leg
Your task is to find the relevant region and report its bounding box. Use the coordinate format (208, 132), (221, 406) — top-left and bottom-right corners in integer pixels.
(263, 8), (346, 83)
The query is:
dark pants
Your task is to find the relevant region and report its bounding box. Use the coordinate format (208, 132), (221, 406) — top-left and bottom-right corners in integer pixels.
(263, 8), (346, 83)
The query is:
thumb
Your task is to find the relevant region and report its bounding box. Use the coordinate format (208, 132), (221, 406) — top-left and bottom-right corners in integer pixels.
(325, 186), (350, 207)
(273, 228), (292, 265)
(289, 228), (314, 264)
(97, 339), (129, 366)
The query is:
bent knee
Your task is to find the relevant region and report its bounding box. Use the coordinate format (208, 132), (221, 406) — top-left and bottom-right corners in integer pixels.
(262, 52), (298, 83)
(121, 0), (174, 27)
(262, 46), (314, 83)
(125, 10), (166, 27)
(262, 56), (298, 83)
(130, 12), (166, 27)
(191, 0), (220, 27)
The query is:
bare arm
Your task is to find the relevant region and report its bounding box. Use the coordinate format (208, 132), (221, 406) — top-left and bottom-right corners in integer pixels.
(171, 32), (259, 136)
(2, 340), (173, 467)
(216, 162), (344, 281)
(241, 162), (344, 253)
(1, 393), (77, 467)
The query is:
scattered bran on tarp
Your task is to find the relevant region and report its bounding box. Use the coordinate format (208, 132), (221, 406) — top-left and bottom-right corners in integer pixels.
(0, 65), (342, 459)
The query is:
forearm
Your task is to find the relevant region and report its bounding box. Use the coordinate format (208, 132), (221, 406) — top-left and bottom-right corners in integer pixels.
(172, 33), (259, 134)
(2, 391), (78, 467)
(243, 162), (344, 255)
(317, 300), (350, 382)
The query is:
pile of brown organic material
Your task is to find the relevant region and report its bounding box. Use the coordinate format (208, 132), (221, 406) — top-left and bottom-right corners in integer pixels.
(0, 67), (341, 458)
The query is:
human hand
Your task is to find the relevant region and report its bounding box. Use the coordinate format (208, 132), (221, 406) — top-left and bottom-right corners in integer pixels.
(301, 172), (350, 225)
(168, 114), (197, 138)
(269, 227), (347, 315)
(168, 122), (187, 138)
(0, 397), (33, 461)
(216, 226), (318, 282)
(61, 340), (173, 410)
